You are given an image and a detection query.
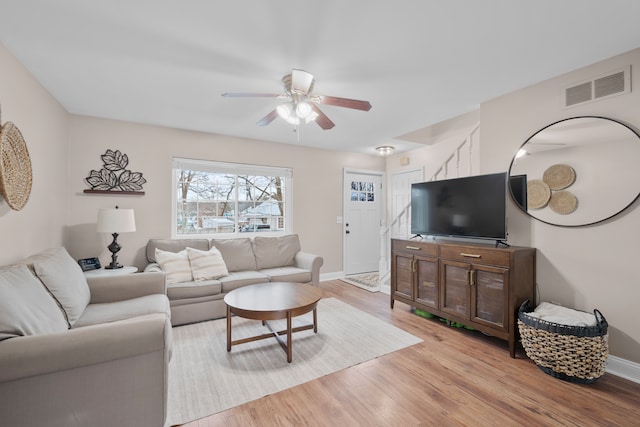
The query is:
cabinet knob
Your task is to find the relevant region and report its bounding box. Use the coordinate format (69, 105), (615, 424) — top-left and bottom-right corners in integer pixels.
(406, 245), (421, 250)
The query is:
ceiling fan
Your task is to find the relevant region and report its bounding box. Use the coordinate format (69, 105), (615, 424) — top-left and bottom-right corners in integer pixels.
(222, 69), (372, 130)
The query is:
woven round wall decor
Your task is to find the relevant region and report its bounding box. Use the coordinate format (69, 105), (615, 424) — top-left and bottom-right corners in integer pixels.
(543, 164), (576, 190)
(0, 120), (32, 210)
(549, 190), (578, 215)
(527, 179), (551, 209)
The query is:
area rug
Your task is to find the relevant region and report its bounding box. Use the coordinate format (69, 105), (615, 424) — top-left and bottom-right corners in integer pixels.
(166, 297), (421, 426)
(341, 271), (380, 292)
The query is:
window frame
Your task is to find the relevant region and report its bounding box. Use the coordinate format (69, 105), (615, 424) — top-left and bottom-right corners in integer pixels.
(171, 157), (293, 239)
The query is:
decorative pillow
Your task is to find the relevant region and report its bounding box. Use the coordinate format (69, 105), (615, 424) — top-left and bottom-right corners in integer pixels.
(186, 246), (229, 281)
(253, 234), (301, 270)
(30, 247), (91, 327)
(210, 238), (257, 272)
(0, 265), (68, 341)
(146, 239), (209, 263)
(154, 248), (193, 285)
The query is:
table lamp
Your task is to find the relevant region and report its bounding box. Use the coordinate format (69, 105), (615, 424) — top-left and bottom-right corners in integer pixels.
(96, 206), (136, 269)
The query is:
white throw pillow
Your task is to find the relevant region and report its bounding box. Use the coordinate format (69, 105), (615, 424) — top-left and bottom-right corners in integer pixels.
(30, 247), (91, 327)
(154, 248), (193, 285)
(186, 246), (229, 281)
(0, 265), (69, 341)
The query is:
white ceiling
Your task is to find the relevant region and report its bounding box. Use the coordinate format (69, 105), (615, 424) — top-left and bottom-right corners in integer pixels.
(2, 1), (640, 155)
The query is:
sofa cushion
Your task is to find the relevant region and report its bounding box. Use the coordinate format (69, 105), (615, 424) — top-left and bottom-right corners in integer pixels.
(0, 265), (68, 340)
(146, 238), (209, 263)
(186, 246), (229, 280)
(258, 266), (312, 284)
(166, 280), (222, 300)
(28, 247), (91, 327)
(218, 271), (269, 293)
(73, 294), (171, 328)
(253, 234), (301, 270)
(210, 238), (257, 272)
(155, 248), (193, 285)
(169, 293), (224, 307)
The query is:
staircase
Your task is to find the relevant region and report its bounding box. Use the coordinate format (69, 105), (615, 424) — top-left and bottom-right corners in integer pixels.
(378, 122), (480, 293)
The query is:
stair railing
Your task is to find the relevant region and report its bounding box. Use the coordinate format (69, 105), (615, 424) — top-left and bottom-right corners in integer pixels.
(378, 122), (480, 289)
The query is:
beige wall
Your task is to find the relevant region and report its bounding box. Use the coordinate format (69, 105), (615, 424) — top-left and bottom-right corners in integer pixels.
(481, 48), (640, 363)
(65, 115), (384, 274)
(387, 48), (640, 362)
(0, 43), (69, 265)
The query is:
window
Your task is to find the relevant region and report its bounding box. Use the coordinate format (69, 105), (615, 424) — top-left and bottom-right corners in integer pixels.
(172, 158), (292, 236)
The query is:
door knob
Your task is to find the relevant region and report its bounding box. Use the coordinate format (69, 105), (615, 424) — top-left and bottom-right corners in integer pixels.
(345, 230), (350, 234)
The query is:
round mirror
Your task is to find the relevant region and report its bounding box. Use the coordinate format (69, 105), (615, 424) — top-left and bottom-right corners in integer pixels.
(508, 116), (640, 227)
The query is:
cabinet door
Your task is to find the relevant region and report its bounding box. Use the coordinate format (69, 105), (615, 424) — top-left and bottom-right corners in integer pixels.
(392, 252), (414, 300)
(415, 256), (438, 310)
(440, 260), (470, 318)
(471, 265), (509, 331)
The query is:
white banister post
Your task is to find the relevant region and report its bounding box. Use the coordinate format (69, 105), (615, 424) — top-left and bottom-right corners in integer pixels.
(379, 225), (388, 285)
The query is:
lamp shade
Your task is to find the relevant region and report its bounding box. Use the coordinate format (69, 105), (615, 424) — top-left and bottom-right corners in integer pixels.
(96, 208), (136, 233)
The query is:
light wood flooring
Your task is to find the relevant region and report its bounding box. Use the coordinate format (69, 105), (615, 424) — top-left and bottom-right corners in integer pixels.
(181, 279), (640, 426)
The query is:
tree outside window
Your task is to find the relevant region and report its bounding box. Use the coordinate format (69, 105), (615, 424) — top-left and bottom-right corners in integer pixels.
(173, 159), (290, 236)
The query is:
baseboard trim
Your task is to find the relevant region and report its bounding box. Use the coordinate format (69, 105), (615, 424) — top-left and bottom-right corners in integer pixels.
(320, 271), (344, 282)
(606, 355), (640, 384)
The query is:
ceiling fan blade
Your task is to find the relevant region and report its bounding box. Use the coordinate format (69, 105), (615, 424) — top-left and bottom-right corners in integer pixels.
(256, 109), (279, 126)
(310, 104), (335, 130)
(222, 92), (284, 98)
(316, 95), (372, 111)
(291, 69), (315, 94)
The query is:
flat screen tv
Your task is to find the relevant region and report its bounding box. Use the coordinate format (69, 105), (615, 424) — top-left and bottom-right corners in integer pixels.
(410, 172), (507, 241)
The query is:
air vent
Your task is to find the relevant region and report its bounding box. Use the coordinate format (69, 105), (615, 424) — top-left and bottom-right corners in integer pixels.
(563, 66), (631, 108)
(594, 71), (625, 99)
(565, 81), (592, 106)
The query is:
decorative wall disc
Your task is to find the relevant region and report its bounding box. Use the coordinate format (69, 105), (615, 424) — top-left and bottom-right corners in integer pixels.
(543, 164), (576, 190)
(526, 179), (551, 209)
(549, 190), (578, 215)
(0, 121), (32, 210)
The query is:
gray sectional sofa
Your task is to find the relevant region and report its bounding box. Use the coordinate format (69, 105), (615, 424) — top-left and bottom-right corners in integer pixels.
(0, 247), (172, 427)
(145, 234), (323, 326)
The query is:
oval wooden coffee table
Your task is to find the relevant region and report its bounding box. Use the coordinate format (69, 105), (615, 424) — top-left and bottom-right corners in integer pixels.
(224, 282), (323, 363)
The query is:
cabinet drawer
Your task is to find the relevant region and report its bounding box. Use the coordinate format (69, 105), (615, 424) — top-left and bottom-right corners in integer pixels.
(391, 239), (438, 257)
(439, 245), (510, 267)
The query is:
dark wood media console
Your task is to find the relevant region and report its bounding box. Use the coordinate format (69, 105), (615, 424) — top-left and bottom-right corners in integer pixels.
(390, 238), (536, 358)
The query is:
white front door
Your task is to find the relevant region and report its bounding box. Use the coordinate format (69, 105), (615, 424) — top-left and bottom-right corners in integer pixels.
(343, 170), (383, 275)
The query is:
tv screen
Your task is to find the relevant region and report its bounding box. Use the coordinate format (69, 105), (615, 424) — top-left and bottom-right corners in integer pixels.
(509, 174), (527, 212)
(410, 172), (507, 240)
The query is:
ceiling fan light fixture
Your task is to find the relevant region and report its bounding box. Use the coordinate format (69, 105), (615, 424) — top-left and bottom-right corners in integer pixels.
(376, 145), (395, 156)
(305, 110), (319, 124)
(276, 102), (299, 124)
(276, 102), (293, 119)
(295, 101), (312, 119)
(223, 68), (370, 130)
(284, 115), (300, 125)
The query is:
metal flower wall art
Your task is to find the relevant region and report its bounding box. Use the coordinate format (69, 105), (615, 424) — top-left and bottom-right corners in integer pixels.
(84, 149), (146, 194)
